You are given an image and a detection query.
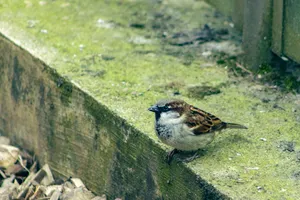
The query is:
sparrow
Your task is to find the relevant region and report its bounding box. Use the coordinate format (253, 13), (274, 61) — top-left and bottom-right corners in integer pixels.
(148, 99), (247, 163)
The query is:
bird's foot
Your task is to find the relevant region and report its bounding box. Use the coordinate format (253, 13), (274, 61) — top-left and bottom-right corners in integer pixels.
(181, 151), (200, 163)
(166, 149), (179, 165)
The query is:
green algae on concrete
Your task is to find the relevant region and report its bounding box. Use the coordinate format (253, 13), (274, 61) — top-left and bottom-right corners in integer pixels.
(0, 33), (226, 199)
(1, 0), (300, 199)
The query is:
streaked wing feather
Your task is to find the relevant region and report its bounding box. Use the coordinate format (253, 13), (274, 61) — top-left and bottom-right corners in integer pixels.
(187, 106), (224, 135)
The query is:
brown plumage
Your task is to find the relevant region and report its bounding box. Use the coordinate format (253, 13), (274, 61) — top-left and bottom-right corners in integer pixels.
(148, 99), (247, 163)
(187, 104), (247, 134)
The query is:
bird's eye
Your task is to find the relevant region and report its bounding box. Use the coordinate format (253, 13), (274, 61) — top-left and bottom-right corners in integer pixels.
(162, 105), (171, 111)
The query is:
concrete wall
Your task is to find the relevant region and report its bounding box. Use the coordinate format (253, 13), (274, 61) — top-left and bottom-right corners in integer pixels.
(0, 34), (225, 200)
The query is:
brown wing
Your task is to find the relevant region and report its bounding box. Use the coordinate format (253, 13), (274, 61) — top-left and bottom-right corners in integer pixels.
(186, 105), (225, 135)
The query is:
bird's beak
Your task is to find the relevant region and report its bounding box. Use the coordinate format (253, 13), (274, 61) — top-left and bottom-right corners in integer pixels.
(148, 105), (159, 112)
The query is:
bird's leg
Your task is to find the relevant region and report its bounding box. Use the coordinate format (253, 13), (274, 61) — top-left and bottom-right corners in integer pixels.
(182, 151), (200, 163)
(166, 148), (179, 164)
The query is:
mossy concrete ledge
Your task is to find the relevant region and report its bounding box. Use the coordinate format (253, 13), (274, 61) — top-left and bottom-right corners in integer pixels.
(0, 34), (223, 199)
(1, 1), (300, 200)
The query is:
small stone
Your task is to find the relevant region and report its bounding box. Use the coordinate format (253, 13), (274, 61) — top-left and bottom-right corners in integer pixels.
(280, 188), (286, 192)
(257, 74), (262, 79)
(79, 44), (85, 51)
(96, 19), (115, 29)
(257, 186), (264, 192)
(260, 138), (267, 142)
(246, 167), (259, 170)
(129, 36), (152, 44)
(41, 29), (48, 34)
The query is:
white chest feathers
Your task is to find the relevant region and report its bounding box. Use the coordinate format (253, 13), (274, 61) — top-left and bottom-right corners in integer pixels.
(155, 111), (215, 151)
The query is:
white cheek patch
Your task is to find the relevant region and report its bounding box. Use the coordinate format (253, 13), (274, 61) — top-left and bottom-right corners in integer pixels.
(160, 111), (179, 119)
(159, 111), (183, 124)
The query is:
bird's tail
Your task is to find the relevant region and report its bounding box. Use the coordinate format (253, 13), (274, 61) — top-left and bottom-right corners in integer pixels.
(223, 122), (248, 129)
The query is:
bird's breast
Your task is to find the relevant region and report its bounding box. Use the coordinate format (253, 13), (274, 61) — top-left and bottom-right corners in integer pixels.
(155, 122), (215, 151)
(155, 122), (185, 141)
(155, 123), (173, 139)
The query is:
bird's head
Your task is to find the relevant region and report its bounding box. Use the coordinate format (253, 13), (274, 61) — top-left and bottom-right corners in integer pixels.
(148, 99), (188, 122)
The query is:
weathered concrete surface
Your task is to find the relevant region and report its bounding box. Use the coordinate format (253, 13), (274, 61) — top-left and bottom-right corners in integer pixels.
(0, 0), (300, 199)
(0, 33), (220, 199)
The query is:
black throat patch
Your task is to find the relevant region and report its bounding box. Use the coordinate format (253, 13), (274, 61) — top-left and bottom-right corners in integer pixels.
(155, 112), (161, 121)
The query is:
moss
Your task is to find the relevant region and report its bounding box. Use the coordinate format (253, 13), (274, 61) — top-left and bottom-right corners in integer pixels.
(39, 81), (45, 107)
(44, 66), (74, 106)
(58, 79), (73, 106)
(2, 0), (300, 199)
(11, 56), (23, 102)
(44, 87), (57, 154)
(257, 63), (273, 74)
(0, 61), (4, 84)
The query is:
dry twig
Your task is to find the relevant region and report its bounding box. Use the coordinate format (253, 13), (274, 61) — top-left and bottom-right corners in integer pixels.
(235, 62), (253, 76)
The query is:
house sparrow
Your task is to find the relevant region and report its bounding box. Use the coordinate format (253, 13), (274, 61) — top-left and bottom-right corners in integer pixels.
(148, 99), (247, 163)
